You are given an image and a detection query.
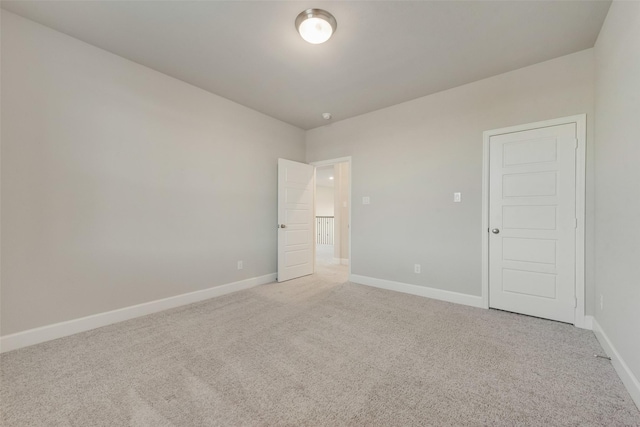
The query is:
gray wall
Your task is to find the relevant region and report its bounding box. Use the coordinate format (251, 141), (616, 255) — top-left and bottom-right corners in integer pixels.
(333, 162), (349, 262)
(306, 50), (595, 310)
(594, 1), (640, 383)
(1, 12), (305, 335)
(315, 186), (334, 217)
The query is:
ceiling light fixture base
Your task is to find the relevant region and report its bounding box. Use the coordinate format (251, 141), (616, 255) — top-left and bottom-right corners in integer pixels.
(295, 9), (337, 44)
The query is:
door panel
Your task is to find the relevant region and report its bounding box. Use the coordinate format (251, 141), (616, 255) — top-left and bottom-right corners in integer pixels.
(502, 137), (558, 166)
(278, 159), (314, 282)
(503, 172), (557, 197)
(502, 205), (557, 230)
(502, 269), (557, 299)
(489, 123), (576, 323)
(502, 238), (556, 265)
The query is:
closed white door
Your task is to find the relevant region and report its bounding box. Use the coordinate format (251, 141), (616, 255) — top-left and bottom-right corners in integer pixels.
(489, 123), (577, 323)
(278, 159), (315, 282)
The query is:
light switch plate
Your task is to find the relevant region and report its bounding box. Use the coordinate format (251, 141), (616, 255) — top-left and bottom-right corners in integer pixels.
(454, 192), (461, 203)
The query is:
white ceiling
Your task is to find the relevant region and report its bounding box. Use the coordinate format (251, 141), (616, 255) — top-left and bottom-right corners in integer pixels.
(1, 1), (611, 130)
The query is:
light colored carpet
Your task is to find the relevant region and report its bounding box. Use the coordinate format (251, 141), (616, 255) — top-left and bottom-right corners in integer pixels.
(316, 244), (335, 265)
(2, 264), (639, 426)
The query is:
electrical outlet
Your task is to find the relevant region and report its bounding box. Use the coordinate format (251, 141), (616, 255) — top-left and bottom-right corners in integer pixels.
(362, 196), (370, 205)
(237, 260), (243, 270)
(600, 295), (603, 311)
(414, 264), (421, 274)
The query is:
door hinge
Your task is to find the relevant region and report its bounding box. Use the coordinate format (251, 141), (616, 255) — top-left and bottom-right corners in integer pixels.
(574, 298), (578, 308)
(573, 138), (578, 149)
(574, 218), (578, 228)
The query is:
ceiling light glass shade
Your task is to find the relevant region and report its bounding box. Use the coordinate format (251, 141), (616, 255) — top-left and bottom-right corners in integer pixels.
(296, 9), (337, 44)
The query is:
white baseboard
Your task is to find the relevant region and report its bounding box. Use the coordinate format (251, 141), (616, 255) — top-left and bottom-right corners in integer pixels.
(349, 274), (484, 308)
(580, 315), (594, 330)
(0, 273), (276, 354)
(592, 318), (640, 410)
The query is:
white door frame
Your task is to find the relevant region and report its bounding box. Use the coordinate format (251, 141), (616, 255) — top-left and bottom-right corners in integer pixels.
(310, 156), (352, 280)
(481, 115), (587, 328)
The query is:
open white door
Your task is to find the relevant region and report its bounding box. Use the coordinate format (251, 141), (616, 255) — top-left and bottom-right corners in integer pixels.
(488, 123), (577, 323)
(278, 159), (315, 282)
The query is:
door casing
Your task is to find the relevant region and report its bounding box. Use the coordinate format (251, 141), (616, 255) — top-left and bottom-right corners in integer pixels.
(481, 115), (587, 328)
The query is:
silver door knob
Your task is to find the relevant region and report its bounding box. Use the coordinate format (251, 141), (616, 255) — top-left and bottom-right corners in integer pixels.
(280, 224), (286, 228)
(492, 228), (500, 234)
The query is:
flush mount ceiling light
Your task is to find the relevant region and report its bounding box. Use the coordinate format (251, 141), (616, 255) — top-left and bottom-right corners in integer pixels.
(295, 9), (337, 44)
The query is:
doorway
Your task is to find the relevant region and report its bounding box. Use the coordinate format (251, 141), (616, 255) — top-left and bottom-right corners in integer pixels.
(482, 115), (587, 327)
(311, 157), (351, 280)
(314, 165), (337, 265)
